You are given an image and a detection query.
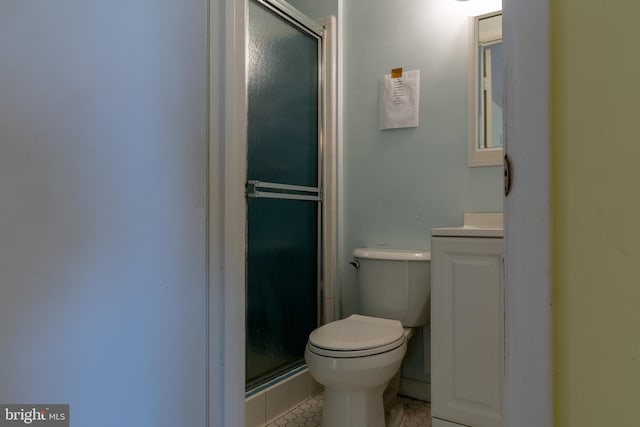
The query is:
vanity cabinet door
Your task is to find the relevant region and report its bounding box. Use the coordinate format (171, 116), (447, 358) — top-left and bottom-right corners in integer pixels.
(431, 237), (504, 427)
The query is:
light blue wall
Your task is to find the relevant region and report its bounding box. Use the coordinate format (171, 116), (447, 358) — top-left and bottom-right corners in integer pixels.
(339, 0), (503, 387)
(340, 0), (503, 386)
(0, 1), (208, 425)
(341, 0), (503, 312)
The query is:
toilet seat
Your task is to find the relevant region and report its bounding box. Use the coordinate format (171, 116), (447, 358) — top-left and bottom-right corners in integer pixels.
(307, 314), (405, 358)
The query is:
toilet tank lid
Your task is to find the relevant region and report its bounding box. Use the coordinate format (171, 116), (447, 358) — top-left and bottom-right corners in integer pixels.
(353, 248), (430, 261)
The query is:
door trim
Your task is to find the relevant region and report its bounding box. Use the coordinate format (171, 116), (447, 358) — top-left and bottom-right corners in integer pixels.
(208, 0), (247, 424)
(503, 0), (552, 426)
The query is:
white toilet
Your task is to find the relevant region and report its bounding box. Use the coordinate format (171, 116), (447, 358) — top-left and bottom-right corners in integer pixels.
(305, 248), (431, 427)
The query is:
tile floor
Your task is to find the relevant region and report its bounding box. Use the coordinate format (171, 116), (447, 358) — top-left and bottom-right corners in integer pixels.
(264, 392), (431, 427)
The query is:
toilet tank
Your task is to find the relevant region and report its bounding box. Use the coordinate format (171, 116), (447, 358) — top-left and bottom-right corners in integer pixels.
(353, 248), (431, 327)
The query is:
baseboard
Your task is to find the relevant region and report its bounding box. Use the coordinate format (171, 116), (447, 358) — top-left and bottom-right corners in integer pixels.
(399, 377), (430, 402)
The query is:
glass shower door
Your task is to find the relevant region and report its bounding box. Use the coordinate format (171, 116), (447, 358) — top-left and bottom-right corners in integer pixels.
(245, 0), (322, 389)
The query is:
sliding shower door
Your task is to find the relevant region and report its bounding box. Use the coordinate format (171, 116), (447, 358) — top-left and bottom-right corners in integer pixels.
(245, 0), (323, 389)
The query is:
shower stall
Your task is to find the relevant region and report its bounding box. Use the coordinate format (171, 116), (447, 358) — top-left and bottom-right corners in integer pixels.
(245, 0), (324, 390)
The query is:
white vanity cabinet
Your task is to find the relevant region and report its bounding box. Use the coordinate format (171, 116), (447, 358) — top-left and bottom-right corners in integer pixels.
(431, 214), (504, 427)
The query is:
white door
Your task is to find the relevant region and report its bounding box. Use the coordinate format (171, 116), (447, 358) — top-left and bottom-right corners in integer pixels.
(432, 236), (504, 427)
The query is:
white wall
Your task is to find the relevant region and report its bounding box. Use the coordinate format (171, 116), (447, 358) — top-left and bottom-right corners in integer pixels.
(0, 2), (208, 426)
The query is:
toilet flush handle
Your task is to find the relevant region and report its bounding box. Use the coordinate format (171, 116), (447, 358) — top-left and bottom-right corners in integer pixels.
(349, 260), (360, 269)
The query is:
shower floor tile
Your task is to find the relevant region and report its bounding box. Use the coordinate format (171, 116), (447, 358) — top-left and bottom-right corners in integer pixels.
(264, 392), (431, 427)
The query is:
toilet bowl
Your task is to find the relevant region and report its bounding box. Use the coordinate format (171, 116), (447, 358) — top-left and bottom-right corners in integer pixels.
(305, 248), (431, 427)
(304, 315), (408, 427)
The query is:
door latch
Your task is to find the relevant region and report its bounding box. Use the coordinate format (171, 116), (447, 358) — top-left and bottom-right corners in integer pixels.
(504, 154), (513, 197)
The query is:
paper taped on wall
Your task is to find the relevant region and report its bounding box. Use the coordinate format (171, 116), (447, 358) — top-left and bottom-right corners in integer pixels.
(379, 69), (420, 130)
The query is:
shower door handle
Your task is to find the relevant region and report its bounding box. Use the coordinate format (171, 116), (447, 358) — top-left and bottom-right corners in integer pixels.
(246, 180), (322, 201)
